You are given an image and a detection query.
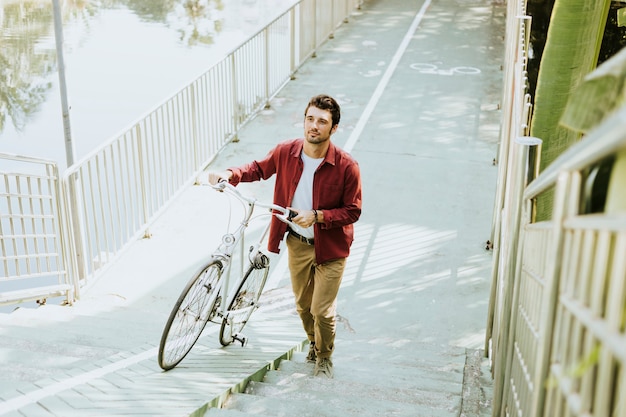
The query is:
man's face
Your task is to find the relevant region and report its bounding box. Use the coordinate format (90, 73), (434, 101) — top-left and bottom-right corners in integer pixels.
(304, 106), (337, 145)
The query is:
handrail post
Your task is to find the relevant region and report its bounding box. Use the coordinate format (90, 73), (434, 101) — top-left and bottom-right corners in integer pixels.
(51, 163), (74, 303)
(64, 172), (87, 298)
(191, 83), (200, 169)
(329, 0), (335, 39)
(485, 11), (532, 357)
(136, 125), (151, 238)
(491, 136), (540, 414)
(231, 53), (240, 141)
(494, 136), (542, 416)
(264, 26), (271, 109)
(312, 0), (318, 57)
(290, 7), (296, 80)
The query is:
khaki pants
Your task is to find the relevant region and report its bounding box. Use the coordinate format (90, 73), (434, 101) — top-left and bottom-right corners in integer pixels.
(286, 233), (346, 359)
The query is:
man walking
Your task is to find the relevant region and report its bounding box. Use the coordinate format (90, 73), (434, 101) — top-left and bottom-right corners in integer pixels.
(208, 94), (362, 378)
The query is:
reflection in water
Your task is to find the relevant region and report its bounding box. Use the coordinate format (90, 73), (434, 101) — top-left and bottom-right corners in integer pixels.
(167, 0), (224, 46)
(0, 0), (292, 167)
(0, 1), (56, 133)
(0, 0), (222, 135)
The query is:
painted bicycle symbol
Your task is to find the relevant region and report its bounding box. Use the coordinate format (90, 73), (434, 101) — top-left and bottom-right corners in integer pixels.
(410, 63), (481, 76)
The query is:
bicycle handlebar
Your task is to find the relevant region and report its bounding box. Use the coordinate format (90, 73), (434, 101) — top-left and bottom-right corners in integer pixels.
(209, 181), (295, 224)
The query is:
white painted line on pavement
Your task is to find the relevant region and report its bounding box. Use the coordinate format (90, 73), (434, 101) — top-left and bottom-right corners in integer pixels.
(0, 347), (157, 415)
(343, 0), (432, 153)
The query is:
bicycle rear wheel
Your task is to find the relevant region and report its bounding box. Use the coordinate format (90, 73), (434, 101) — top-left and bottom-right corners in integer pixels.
(158, 260), (223, 370)
(219, 254), (270, 346)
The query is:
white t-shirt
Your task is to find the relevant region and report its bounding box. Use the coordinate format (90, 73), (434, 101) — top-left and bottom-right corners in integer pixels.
(290, 152), (324, 239)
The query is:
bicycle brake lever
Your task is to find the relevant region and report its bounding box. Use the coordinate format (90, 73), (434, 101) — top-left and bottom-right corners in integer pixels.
(275, 209), (296, 225)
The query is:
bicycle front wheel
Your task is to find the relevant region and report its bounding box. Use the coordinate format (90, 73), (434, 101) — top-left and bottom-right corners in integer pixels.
(219, 255), (270, 346)
(158, 260), (223, 370)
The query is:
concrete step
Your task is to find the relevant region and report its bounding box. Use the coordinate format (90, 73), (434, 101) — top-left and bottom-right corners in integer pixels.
(205, 338), (468, 417)
(216, 390), (456, 417)
(262, 356), (462, 395)
(277, 347), (461, 383)
(204, 409), (272, 417)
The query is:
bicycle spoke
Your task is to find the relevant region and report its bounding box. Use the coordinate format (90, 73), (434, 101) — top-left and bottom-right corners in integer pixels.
(219, 262), (269, 346)
(158, 261), (222, 370)
(160, 182), (293, 360)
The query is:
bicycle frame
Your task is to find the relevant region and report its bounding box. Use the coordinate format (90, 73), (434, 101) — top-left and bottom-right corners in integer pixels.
(208, 181), (291, 326)
(157, 181), (295, 369)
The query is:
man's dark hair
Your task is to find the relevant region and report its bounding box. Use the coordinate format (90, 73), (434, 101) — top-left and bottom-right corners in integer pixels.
(305, 94), (341, 126)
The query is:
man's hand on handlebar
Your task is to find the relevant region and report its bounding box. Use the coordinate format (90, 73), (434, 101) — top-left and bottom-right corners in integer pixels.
(204, 172), (316, 228)
(208, 170), (233, 185)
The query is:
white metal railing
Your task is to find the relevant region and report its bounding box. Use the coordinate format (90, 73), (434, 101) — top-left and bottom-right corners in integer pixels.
(495, 105), (626, 417)
(1, 0), (362, 305)
(485, 0), (534, 402)
(0, 154), (74, 306)
(486, 0), (626, 415)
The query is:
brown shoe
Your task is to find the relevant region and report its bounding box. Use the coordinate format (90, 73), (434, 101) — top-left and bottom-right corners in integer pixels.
(306, 342), (316, 363)
(314, 357), (333, 378)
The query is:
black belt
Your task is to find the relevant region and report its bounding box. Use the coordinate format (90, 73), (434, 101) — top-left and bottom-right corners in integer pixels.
(289, 229), (314, 245)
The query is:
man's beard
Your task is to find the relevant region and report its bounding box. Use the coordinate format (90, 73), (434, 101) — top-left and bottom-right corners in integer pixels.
(306, 133), (328, 144)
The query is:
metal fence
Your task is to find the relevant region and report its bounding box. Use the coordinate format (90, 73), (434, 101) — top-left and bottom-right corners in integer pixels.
(0, 154), (74, 306)
(0, 0), (362, 306)
(486, 0), (626, 415)
(485, 0), (533, 383)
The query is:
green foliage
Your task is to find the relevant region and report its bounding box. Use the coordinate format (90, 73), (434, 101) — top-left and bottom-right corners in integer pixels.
(529, 0), (612, 220)
(544, 343), (601, 389)
(559, 42), (626, 215)
(560, 47), (626, 134)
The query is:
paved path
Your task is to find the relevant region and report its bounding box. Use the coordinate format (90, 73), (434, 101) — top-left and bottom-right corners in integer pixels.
(0, 0), (505, 415)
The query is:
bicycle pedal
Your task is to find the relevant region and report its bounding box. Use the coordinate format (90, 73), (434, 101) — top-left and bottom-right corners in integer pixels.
(233, 334), (248, 347)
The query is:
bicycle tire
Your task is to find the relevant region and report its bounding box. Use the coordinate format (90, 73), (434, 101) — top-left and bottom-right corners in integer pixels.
(158, 260), (223, 370)
(219, 255), (269, 346)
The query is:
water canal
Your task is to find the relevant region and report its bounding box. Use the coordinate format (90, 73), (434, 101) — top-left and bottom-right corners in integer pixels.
(0, 0), (296, 169)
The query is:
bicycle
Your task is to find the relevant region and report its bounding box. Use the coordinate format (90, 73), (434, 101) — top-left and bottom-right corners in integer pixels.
(157, 181), (294, 371)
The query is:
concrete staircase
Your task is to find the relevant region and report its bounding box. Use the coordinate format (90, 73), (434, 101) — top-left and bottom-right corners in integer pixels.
(205, 338), (492, 417)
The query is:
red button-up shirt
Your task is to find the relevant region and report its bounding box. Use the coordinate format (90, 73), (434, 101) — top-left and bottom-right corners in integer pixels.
(228, 138), (362, 264)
